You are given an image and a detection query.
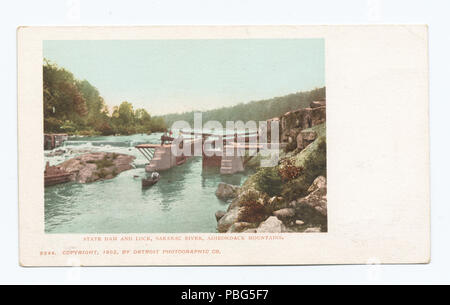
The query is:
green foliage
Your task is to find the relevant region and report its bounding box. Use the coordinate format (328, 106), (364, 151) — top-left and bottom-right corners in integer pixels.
(163, 87), (325, 127)
(253, 167), (283, 197)
(43, 60), (167, 135)
(282, 136), (327, 201)
(238, 188), (265, 205)
(240, 124), (327, 203)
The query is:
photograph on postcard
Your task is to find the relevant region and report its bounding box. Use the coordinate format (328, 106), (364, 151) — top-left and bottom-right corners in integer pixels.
(42, 39), (327, 234)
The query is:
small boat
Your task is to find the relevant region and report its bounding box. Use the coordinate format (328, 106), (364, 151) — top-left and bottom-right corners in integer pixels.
(141, 176), (160, 188)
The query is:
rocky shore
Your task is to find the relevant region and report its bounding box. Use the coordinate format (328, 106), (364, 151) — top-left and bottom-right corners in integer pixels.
(214, 102), (327, 233)
(215, 176), (327, 233)
(58, 152), (135, 183)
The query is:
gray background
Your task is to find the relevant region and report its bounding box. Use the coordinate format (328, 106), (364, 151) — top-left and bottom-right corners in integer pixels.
(2, 0), (448, 284)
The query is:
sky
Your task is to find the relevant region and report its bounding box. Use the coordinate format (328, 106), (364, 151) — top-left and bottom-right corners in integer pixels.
(43, 39), (325, 115)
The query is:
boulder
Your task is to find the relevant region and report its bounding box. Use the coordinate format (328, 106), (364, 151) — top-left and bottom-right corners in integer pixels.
(297, 130), (317, 150)
(215, 183), (240, 200)
(215, 210), (226, 222)
(58, 152), (135, 184)
(227, 198), (241, 212)
(295, 176), (327, 217)
(217, 208), (240, 233)
(273, 208), (296, 222)
(227, 222), (258, 233)
(265, 196), (287, 213)
(307, 175), (326, 193)
(291, 176), (327, 228)
(256, 216), (283, 233)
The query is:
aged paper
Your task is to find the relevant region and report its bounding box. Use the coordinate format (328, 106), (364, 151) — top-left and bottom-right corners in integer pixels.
(18, 26), (429, 266)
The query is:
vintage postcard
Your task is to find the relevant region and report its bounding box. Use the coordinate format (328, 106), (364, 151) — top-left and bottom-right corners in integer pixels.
(18, 26), (430, 266)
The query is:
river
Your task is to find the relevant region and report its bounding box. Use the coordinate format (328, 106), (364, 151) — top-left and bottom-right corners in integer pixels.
(44, 133), (252, 233)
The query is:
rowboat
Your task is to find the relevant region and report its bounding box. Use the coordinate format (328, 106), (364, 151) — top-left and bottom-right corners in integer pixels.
(142, 176), (160, 188)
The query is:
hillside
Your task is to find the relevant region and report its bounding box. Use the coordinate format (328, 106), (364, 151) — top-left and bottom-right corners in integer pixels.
(161, 87), (326, 127)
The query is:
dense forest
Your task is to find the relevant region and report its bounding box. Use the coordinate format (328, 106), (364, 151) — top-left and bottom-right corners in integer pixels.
(44, 60), (325, 136)
(43, 60), (167, 136)
(161, 87), (326, 127)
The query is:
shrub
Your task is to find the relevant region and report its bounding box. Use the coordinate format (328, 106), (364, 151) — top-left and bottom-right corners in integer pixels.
(281, 136), (327, 201)
(281, 176), (311, 202)
(253, 167), (283, 197)
(238, 201), (267, 223)
(279, 159), (303, 181)
(238, 188), (264, 205)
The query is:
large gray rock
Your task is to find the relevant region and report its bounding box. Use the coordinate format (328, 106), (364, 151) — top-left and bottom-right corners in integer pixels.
(256, 216), (283, 233)
(297, 176), (327, 217)
(215, 183), (240, 200)
(227, 222), (258, 233)
(58, 152), (135, 183)
(217, 208), (240, 233)
(290, 176), (327, 228)
(273, 208), (296, 222)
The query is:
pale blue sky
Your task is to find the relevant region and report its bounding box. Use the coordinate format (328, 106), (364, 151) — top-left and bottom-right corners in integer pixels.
(43, 39), (324, 115)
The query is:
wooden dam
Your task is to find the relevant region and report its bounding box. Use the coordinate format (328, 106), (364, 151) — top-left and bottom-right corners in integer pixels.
(135, 130), (267, 175)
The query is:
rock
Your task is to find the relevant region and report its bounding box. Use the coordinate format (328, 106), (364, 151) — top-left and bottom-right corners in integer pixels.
(294, 176), (327, 217)
(273, 208), (296, 222)
(311, 106), (326, 126)
(242, 228), (257, 233)
(58, 152), (135, 184)
(297, 130), (317, 150)
(265, 196), (287, 213)
(215, 183), (240, 200)
(217, 208), (240, 233)
(307, 176), (326, 193)
(304, 227), (322, 233)
(256, 216), (283, 233)
(290, 176), (327, 229)
(227, 198), (240, 212)
(227, 222), (258, 233)
(215, 210), (226, 222)
(310, 100), (326, 108)
(295, 220), (305, 226)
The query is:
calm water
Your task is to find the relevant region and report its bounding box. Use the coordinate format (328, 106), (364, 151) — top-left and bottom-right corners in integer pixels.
(44, 133), (251, 233)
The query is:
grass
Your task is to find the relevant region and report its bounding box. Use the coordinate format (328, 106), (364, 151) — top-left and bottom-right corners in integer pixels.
(241, 123), (326, 202)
